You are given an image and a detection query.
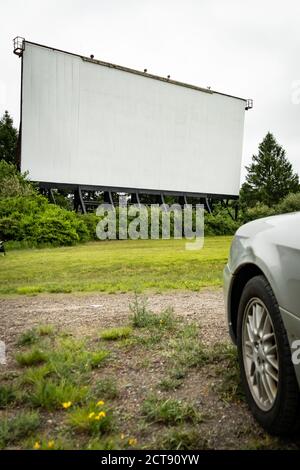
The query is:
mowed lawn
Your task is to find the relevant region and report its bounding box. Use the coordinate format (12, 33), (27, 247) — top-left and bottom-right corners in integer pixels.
(0, 237), (232, 296)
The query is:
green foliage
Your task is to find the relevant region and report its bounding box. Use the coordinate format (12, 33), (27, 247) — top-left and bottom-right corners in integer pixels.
(0, 111), (18, 165)
(86, 436), (117, 450)
(17, 328), (39, 346)
(211, 343), (244, 403)
(0, 193), (89, 246)
(158, 427), (209, 450)
(0, 162), (89, 246)
(26, 379), (87, 410)
(21, 364), (53, 385)
(130, 296), (175, 329)
(0, 384), (16, 407)
(16, 348), (48, 367)
(276, 192), (300, 214)
(100, 327), (132, 341)
(0, 411), (40, 449)
(240, 133), (299, 207)
(67, 403), (113, 435)
(0, 160), (35, 198)
(241, 203), (276, 224)
(36, 324), (55, 336)
(142, 395), (202, 425)
(158, 377), (184, 391)
(205, 212), (239, 236)
(90, 378), (119, 400)
(167, 323), (210, 371)
(47, 337), (109, 377)
(25, 436), (74, 450)
(89, 351), (110, 368)
(79, 213), (100, 240)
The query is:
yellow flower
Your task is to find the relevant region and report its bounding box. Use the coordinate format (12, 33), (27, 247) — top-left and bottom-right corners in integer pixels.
(88, 412), (95, 419)
(94, 411), (106, 421)
(47, 441), (55, 449)
(128, 438), (137, 447)
(33, 441), (41, 450)
(62, 401), (72, 409)
(120, 433), (125, 440)
(96, 400), (105, 406)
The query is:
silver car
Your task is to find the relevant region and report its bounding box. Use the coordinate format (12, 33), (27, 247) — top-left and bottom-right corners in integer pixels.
(224, 212), (300, 435)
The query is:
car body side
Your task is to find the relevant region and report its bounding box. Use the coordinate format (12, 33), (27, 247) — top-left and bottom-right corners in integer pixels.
(224, 212), (300, 387)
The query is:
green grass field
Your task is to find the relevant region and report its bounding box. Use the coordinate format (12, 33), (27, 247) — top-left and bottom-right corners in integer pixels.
(0, 237), (232, 296)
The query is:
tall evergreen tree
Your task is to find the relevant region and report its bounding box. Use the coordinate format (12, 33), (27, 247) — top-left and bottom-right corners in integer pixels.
(0, 111), (18, 165)
(240, 132), (299, 207)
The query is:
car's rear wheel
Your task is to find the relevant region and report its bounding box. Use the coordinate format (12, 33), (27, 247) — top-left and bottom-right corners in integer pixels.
(237, 275), (300, 435)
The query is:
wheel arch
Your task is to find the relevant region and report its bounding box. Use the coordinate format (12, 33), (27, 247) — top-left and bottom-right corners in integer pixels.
(229, 263), (266, 343)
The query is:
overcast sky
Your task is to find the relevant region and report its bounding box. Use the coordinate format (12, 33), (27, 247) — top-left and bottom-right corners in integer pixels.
(1, 0), (300, 182)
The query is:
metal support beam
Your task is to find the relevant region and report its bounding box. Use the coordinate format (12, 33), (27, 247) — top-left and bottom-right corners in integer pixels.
(160, 194), (168, 211)
(205, 197), (212, 214)
(103, 191), (114, 205)
(131, 193), (141, 205)
(178, 195), (188, 206)
(74, 187), (86, 213)
(49, 188), (56, 205)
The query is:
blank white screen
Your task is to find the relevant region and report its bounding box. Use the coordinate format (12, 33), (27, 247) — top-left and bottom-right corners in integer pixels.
(21, 42), (246, 196)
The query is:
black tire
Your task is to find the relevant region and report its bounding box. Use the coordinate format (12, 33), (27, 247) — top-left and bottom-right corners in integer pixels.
(237, 274), (300, 435)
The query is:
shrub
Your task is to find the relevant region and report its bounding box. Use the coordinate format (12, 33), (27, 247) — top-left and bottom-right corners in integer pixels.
(79, 213), (100, 240)
(0, 160), (35, 198)
(241, 203), (276, 224)
(205, 212), (239, 236)
(276, 192), (300, 214)
(0, 194), (89, 246)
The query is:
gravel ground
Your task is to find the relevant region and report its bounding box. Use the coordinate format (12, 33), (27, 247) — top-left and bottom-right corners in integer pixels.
(1, 289), (300, 449)
(1, 289), (228, 353)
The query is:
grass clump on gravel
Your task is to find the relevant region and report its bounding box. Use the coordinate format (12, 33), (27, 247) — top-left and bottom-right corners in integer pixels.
(130, 296), (175, 330)
(0, 384), (17, 408)
(0, 411), (40, 449)
(16, 348), (48, 367)
(158, 427), (209, 450)
(67, 401), (113, 435)
(142, 395), (202, 425)
(100, 327), (132, 341)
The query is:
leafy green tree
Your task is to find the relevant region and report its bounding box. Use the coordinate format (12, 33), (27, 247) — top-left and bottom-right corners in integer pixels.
(240, 132), (299, 207)
(0, 160), (35, 198)
(0, 111), (18, 164)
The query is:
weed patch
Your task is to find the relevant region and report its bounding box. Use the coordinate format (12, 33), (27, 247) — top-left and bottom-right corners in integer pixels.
(67, 402), (113, 435)
(100, 327), (132, 341)
(142, 395), (202, 425)
(0, 411), (40, 449)
(16, 348), (48, 367)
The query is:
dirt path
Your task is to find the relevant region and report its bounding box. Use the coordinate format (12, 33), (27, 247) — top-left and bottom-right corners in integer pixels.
(1, 290), (227, 349)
